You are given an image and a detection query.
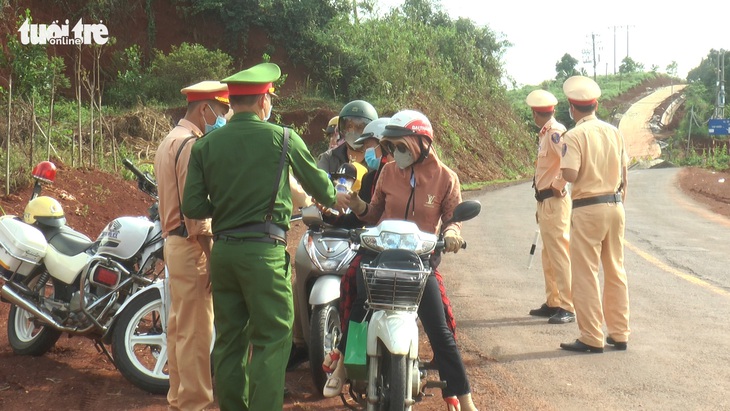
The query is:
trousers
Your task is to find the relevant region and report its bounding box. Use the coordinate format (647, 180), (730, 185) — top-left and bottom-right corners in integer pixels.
(570, 202), (630, 347)
(537, 194), (574, 311)
(164, 235), (214, 411)
(210, 240), (292, 411)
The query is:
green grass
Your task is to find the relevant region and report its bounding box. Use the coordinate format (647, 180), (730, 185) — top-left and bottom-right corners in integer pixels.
(462, 178), (520, 191)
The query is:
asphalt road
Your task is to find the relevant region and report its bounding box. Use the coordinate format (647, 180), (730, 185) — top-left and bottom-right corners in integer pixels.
(439, 168), (730, 410)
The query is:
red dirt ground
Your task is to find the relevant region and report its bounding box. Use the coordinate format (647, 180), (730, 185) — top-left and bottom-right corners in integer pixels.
(0, 162), (727, 410)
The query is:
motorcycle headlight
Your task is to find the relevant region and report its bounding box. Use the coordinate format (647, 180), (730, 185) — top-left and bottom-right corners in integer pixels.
(361, 231), (435, 254)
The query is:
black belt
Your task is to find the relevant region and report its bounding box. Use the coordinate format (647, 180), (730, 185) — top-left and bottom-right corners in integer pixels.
(213, 222), (287, 244)
(535, 189), (555, 202)
(212, 234), (285, 246)
(572, 193), (622, 209)
(168, 224), (187, 237)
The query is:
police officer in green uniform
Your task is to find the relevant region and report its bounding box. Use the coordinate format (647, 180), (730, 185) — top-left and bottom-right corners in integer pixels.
(182, 62), (344, 411)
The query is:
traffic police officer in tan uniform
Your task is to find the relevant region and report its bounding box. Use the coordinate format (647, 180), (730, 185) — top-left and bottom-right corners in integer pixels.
(525, 90), (575, 324)
(154, 80), (229, 410)
(558, 76), (630, 353)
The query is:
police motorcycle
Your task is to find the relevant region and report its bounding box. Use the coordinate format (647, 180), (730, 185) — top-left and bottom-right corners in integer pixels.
(294, 165), (359, 392)
(0, 159), (169, 394)
(338, 200), (481, 411)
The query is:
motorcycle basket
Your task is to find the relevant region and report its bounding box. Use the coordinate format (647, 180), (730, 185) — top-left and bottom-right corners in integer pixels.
(361, 250), (430, 311)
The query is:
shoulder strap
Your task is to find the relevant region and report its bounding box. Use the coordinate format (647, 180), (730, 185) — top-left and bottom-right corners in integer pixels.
(174, 135), (197, 230)
(265, 127), (290, 222)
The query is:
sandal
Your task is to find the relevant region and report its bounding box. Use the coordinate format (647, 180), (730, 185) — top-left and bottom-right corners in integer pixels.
(322, 352), (345, 398)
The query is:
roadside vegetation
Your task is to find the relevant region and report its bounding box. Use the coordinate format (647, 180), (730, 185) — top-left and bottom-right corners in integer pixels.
(0, 0), (726, 197)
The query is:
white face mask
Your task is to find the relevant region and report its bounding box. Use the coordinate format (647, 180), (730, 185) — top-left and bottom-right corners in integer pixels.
(569, 105), (574, 121)
(344, 131), (362, 150)
(263, 94), (273, 121)
(394, 149), (415, 169)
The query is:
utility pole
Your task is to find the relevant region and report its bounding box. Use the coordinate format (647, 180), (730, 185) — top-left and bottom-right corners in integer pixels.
(583, 33), (601, 81)
(714, 49), (726, 119)
(592, 33), (598, 81)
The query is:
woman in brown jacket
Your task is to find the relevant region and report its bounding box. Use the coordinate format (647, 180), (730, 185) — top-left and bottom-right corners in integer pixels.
(325, 110), (478, 411)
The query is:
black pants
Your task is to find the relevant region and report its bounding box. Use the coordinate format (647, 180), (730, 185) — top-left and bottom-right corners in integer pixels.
(347, 270), (471, 398)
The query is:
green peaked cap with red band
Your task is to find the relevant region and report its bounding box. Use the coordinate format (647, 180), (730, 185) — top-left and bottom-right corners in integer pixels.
(222, 62), (281, 96)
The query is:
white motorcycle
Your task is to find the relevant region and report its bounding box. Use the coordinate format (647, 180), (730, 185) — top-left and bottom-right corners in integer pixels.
(341, 200), (481, 410)
(0, 159), (170, 394)
(294, 204), (357, 391)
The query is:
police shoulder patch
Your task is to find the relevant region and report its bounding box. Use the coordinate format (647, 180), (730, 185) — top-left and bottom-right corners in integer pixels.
(561, 143), (568, 157)
(551, 132), (561, 144)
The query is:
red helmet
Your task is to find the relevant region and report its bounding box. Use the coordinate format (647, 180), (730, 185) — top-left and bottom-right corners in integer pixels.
(382, 110), (434, 142)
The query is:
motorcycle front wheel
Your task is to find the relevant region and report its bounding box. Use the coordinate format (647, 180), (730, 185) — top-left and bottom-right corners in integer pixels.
(309, 301), (341, 393)
(380, 353), (407, 411)
(7, 274), (62, 356)
(111, 288), (169, 394)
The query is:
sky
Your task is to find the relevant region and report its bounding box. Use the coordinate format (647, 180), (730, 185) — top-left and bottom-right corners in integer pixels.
(375, 0), (728, 87)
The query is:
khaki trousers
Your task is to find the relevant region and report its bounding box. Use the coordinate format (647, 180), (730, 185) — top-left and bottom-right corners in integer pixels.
(164, 235), (214, 411)
(537, 195), (573, 312)
(570, 203), (630, 347)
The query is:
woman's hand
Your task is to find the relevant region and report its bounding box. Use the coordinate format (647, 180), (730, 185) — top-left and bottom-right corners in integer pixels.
(444, 230), (464, 253)
(348, 191), (367, 215)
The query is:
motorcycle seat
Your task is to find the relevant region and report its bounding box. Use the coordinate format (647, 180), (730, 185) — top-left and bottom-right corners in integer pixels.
(40, 225), (94, 256)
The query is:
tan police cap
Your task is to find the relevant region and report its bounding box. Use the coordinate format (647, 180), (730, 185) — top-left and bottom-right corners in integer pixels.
(563, 75), (601, 105)
(180, 81), (229, 106)
(525, 90), (558, 112)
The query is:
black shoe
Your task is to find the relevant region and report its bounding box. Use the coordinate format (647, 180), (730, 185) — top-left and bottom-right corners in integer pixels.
(548, 308), (576, 324)
(286, 344), (309, 371)
(606, 336), (628, 350)
(529, 303), (559, 317)
(560, 339), (604, 353)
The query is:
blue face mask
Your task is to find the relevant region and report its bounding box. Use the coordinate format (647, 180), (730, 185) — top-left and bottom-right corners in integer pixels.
(364, 147), (381, 170)
(205, 104), (227, 133)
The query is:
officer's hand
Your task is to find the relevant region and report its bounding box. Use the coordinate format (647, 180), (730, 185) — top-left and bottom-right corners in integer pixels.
(444, 230), (464, 253)
(334, 191), (350, 214)
(348, 191), (367, 215)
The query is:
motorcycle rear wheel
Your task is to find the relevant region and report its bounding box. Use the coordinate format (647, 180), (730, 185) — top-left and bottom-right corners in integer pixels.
(309, 302), (341, 393)
(7, 275), (62, 356)
(111, 288), (169, 394)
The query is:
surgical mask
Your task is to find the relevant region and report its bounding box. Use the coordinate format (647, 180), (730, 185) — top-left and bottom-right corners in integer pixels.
(568, 106), (574, 121)
(394, 148), (415, 169)
(264, 104), (273, 121)
(364, 147), (381, 170)
(204, 105), (227, 133)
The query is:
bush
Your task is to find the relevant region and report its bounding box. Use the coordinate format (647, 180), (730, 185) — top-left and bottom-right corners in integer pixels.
(105, 43), (233, 107)
(146, 43), (233, 104)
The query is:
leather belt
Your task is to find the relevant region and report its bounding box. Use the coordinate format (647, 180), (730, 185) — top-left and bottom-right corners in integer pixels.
(534, 189), (554, 202)
(572, 193), (622, 209)
(168, 224), (187, 237)
(213, 222), (287, 245)
(212, 234), (285, 246)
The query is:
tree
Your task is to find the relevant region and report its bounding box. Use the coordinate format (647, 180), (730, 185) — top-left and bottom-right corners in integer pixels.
(619, 56), (643, 74)
(555, 53), (579, 80)
(666, 61), (678, 78)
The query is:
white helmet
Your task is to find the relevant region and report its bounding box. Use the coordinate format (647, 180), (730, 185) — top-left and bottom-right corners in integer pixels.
(354, 117), (390, 145)
(382, 110), (434, 142)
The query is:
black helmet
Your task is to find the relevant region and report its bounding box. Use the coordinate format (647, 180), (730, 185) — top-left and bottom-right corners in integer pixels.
(338, 100), (378, 149)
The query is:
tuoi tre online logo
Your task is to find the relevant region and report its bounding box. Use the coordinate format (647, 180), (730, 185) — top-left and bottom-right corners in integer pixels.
(18, 18), (109, 46)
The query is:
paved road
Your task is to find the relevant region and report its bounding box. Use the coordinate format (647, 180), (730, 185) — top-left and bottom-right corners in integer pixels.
(618, 84), (687, 159)
(440, 168), (730, 410)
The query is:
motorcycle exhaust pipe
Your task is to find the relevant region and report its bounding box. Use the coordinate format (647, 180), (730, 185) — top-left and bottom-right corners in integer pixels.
(1, 284), (76, 333)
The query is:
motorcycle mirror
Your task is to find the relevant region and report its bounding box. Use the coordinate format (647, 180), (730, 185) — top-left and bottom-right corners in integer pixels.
(301, 204), (324, 226)
(32, 161), (57, 184)
(445, 200), (481, 225)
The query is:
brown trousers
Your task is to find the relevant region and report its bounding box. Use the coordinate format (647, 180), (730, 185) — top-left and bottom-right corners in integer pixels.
(164, 235), (214, 411)
(570, 203), (630, 347)
(537, 195), (574, 312)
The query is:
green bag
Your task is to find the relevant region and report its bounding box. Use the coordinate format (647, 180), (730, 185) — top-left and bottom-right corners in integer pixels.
(343, 320), (368, 381)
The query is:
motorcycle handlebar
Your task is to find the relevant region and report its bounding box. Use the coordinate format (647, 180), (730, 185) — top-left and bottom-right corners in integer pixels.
(123, 158), (158, 199)
(122, 158), (146, 180)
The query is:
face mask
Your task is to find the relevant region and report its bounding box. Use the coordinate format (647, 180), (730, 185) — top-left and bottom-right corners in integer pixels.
(394, 148), (415, 169)
(344, 131), (362, 150)
(204, 105), (227, 133)
(568, 106), (574, 121)
(364, 147), (381, 170)
(264, 104), (273, 121)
